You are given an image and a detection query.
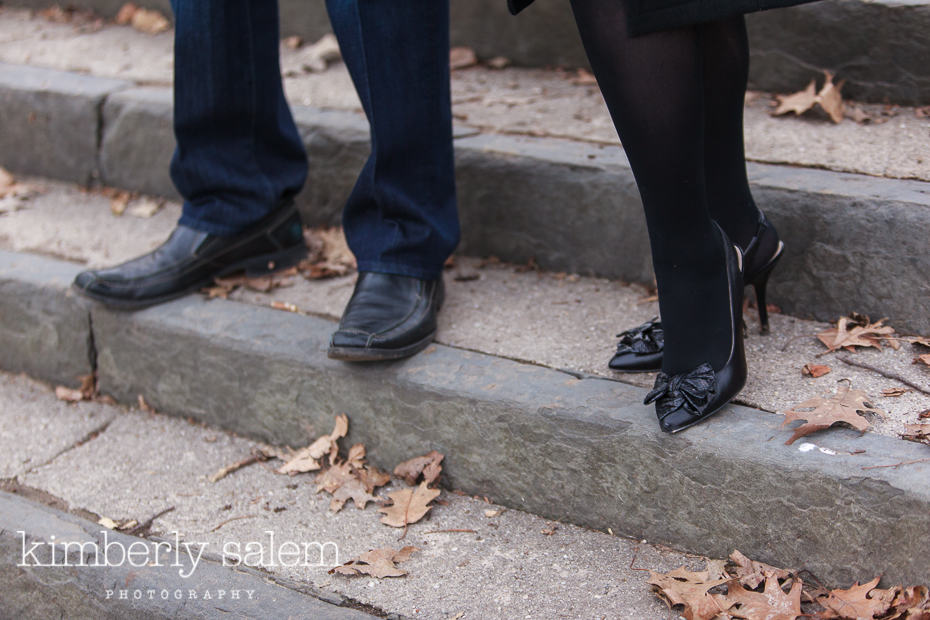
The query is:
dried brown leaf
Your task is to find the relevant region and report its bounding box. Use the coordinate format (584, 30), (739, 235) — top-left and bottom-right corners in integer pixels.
(728, 577), (803, 620)
(816, 72), (846, 124)
(802, 363), (831, 378)
(728, 550), (792, 589)
(817, 316), (896, 353)
(816, 577), (896, 619)
(881, 387), (910, 397)
(780, 382), (883, 444)
(114, 2), (137, 24)
(449, 46), (478, 70)
(130, 8), (170, 34)
(902, 423), (930, 446)
(915, 353), (930, 367)
(648, 561), (732, 620)
(378, 481), (441, 528)
(56, 374), (97, 402)
(393, 450), (444, 486)
(278, 415), (347, 474)
(774, 80), (818, 117)
(299, 227), (355, 279)
(487, 56), (511, 70)
(329, 546), (418, 578)
(283, 35), (302, 50)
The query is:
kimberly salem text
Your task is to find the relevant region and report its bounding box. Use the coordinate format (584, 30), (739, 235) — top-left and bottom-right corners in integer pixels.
(17, 530), (340, 579)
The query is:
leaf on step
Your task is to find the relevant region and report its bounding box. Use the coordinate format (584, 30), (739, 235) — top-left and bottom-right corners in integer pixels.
(109, 191), (131, 215)
(329, 546), (418, 578)
(278, 414), (348, 474)
(774, 80), (817, 117)
(817, 316), (897, 353)
(816, 72), (846, 124)
(915, 354), (930, 367)
(209, 267), (297, 298)
(802, 363), (831, 378)
(126, 197), (163, 218)
(299, 227), (356, 279)
(815, 577), (897, 619)
(130, 7), (170, 34)
(648, 561), (733, 620)
(393, 450), (444, 486)
(728, 577), (803, 620)
(379, 481), (441, 528)
(449, 46), (478, 70)
(114, 3), (137, 24)
(881, 387), (910, 397)
(572, 68), (598, 86)
(55, 373), (97, 403)
(902, 423), (930, 446)
(780, 382), (883, 444)
(903, 336), (930, 347)
(0, 167), (41, 214)
(728, 550), (792, 589)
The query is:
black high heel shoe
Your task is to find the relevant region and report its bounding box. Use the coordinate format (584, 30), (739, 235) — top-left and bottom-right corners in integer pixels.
(644, 224), (747, 433)
(608, 212), (782, 372)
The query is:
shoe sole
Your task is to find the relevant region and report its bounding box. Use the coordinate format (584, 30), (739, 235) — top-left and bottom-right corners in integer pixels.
(72, 244), (308, 311)
(326, 330), (437, 362)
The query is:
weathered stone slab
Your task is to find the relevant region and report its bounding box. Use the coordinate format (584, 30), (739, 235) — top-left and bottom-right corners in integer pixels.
(91, 294), (930, 585)
(0, 491), (374, 619)
(0, 63), (130, 184)
(100, 87), (177, 199)
(0, 251), (92, 388)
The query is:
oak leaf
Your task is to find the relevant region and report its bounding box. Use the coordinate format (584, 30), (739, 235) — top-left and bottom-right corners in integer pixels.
(816, 577), (897, 619)
(728, 550), (792, 589)
(648, 561), (733, 620)
(780, 382), (883, 444)
(881, 387), (910, 397)
(55, 373), (97, 403)
(278, 414), (347, 474)
(299, 227), (356, 279)
(728, 577), (803, 620)
(329, 546), (418, 579)
(379, 481), (441, 528)
(774, 80), (817, 116)
(915, 354), (930, 367)
(817, 317), (896, 353)
(393, 450), (444, 486)
(802, 364), (831, 378)
(816, 72), (846, 124)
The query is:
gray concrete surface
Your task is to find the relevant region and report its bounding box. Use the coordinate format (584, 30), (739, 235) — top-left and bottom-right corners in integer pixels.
(6, 0), (930, 104)
(0, 62), (129, 184)
(0, 249), (92, 388)
(0, 179), (927, 439)
(2, 371), (699, 619)
(0, 372), (116, 479)
(0, 491), (376, 619)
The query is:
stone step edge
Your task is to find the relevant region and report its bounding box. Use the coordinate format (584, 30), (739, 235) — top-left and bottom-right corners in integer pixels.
(1, 248), (927, 586)
(0, 490), (379, 618)
(2, 61), (930, 334)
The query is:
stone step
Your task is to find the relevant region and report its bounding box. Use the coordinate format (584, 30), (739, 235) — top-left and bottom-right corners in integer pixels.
(1, 60), (929, 334)
(5, 0), (930, 104)
(1, 244), (928, 586)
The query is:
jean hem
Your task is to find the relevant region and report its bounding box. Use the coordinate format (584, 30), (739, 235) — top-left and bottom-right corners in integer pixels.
(356, 260), (445, 280)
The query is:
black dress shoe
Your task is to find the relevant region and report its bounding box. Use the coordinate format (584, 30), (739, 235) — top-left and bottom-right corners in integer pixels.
(328, 272), (444, 362)
(72, 201), (307, 309)
(608, 212), (783, 372)
(644, 225), (747, 433)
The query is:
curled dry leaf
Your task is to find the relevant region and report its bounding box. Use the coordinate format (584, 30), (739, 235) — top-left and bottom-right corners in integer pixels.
(55, 373), (97, 403)
(648, 561), (732, 620)
(378, 481), (441, 528)
(572, 68), (598, 86)
(449, 46), (478, 70)
(329, 546), (418, 578)
(0, 167), (41, 214)
(130, 7), (170, 34)
(278, 414), (347, 474)
(816, 72), (846, 124)
(881, 387), (910, 397)
(126, 197), (163, 218)
(817, 316), (897, 353)
(299, 227), (356, 279)
(780, 382), (883, 445)
(393, 450), (444, 486)
(902, 423), (930, 446)
(728, 550), (792, 589)
(114, 3), (136, 25)
(727, 578), (803, 620)
(774, 79), (817, 117)
(816, 577), (897, 619)
(773, 72), (845, 124)
(915, 353), (930, 367)
(802, 363), (831, 378)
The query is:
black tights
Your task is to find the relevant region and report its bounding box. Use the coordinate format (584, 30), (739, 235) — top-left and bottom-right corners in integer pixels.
(569, 0), (760, 374)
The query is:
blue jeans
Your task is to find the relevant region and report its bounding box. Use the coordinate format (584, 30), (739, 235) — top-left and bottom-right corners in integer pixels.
(169, 0), (459, 279)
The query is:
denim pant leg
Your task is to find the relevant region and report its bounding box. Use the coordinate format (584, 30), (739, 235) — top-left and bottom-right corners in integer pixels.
(326, 0), (460, 279)
(170, 0), (308, 236)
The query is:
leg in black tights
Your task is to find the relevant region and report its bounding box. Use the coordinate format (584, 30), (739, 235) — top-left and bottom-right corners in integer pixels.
(702, 15), (760, 249)
(569, 0), (734, 375)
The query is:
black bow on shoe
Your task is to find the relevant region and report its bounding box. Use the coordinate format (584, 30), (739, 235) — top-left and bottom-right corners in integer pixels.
(644, 362), (717, 423)
(615, 317), (664, 355)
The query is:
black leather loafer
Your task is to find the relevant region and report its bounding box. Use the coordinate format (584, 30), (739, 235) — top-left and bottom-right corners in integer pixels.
(328, 272), (444, 361)
(72, 201), (306, 309)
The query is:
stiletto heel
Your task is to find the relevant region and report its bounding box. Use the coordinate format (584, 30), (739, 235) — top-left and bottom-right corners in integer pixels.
(746, 245), (782, 332)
